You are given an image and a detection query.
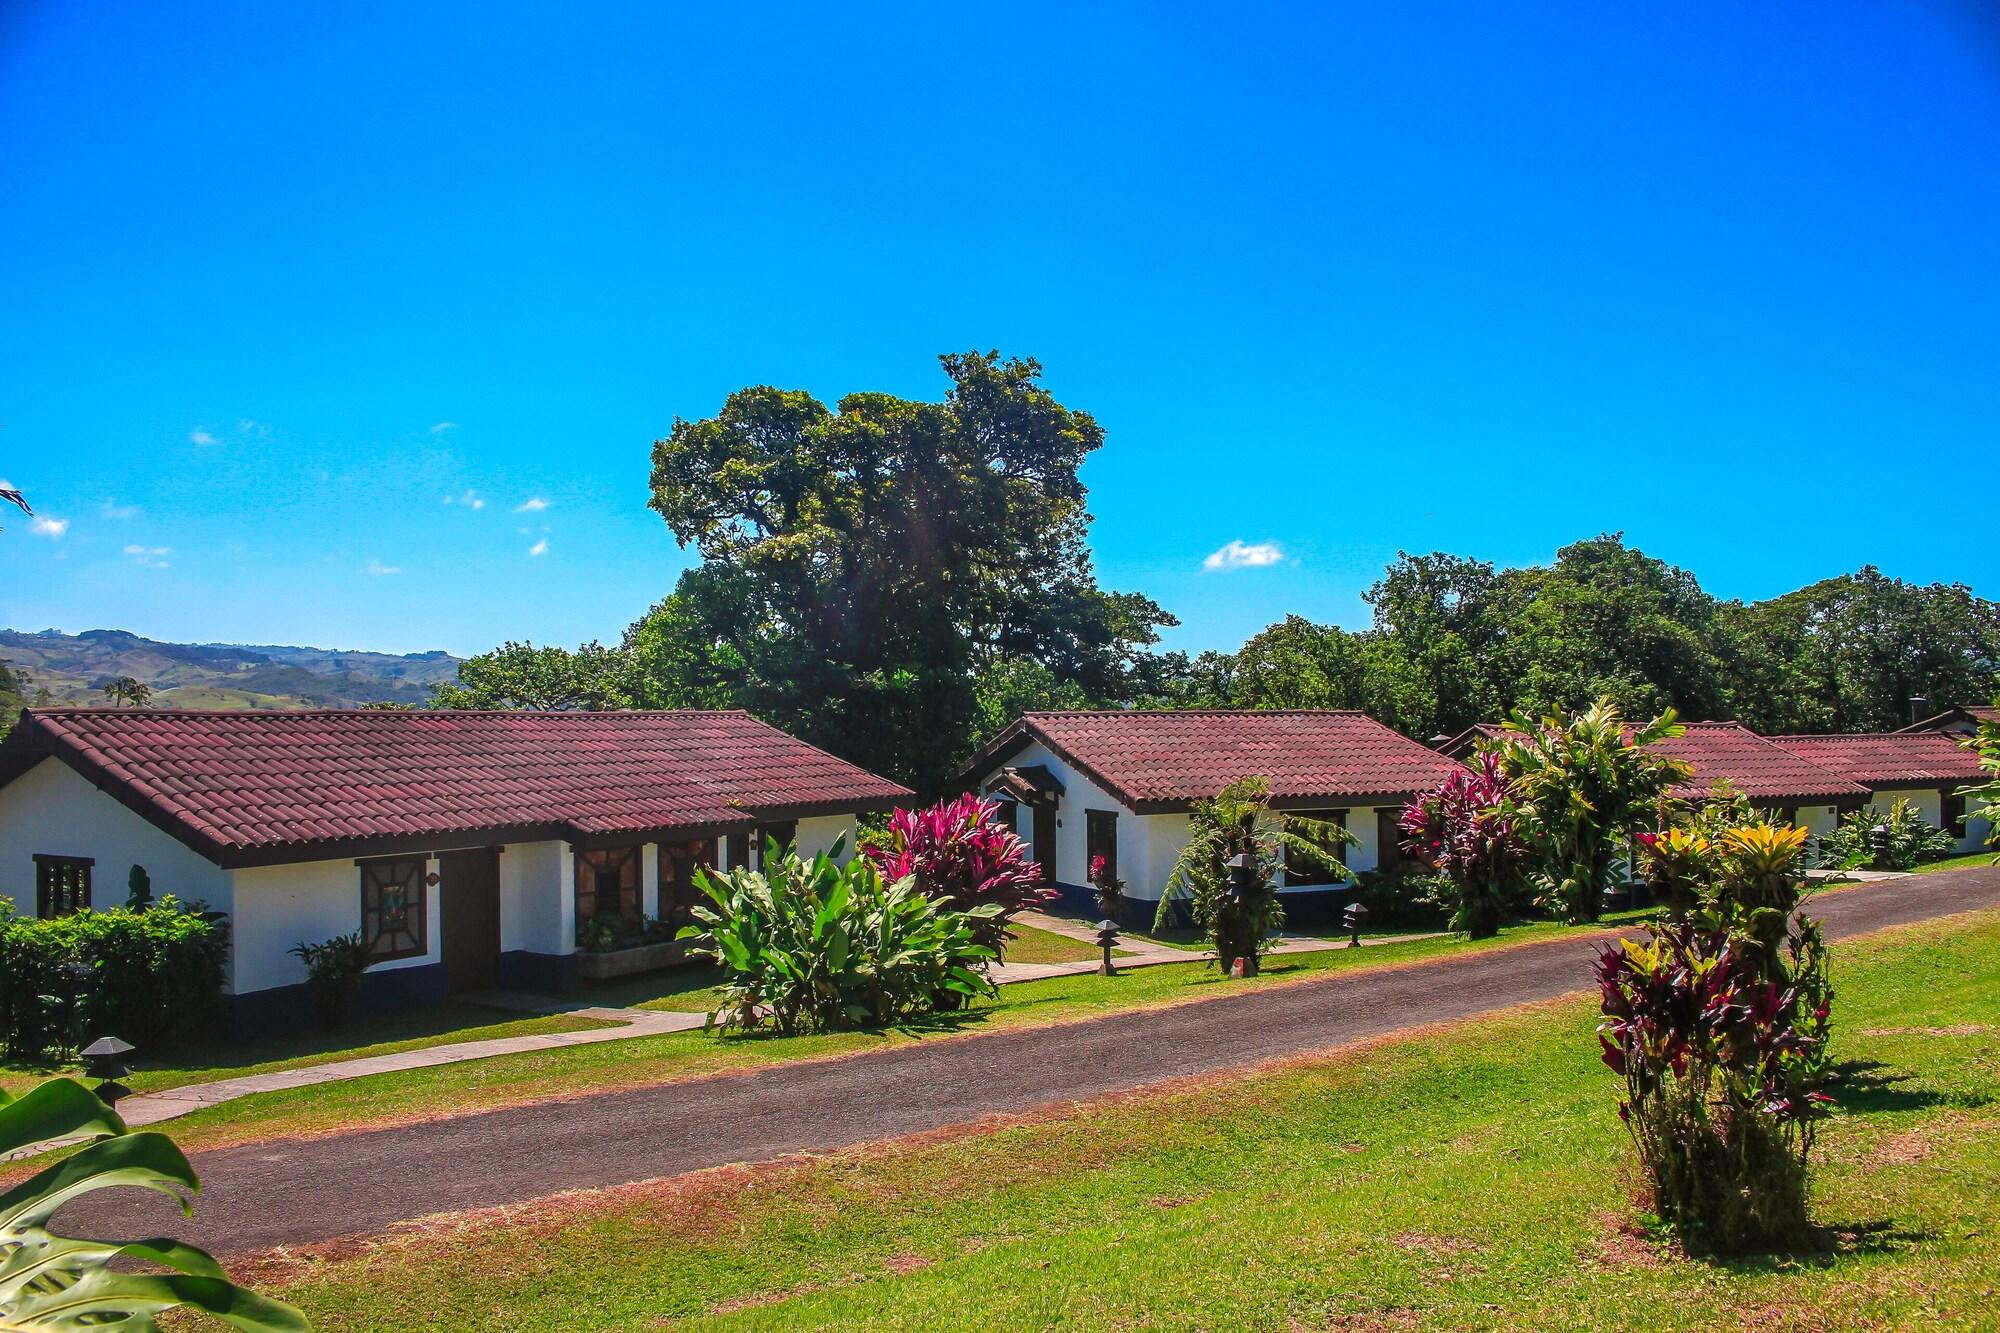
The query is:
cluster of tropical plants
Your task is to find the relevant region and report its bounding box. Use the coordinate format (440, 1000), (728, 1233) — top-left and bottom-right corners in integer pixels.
(1812, 798), (1956, 871)
(1606, 819), (1834, 1252)
(1398, 752), (1531, 938)
(575, 911), (682, 953)
(679, 839), (997, 1035)
(1489, 698), (1691, 922)
(289, 933), (371, 1029)
(1152, 776), (1349, 975)
(0, 896), (228, 1062)
(1087, 853), (1125, 919)
(863, 794), (1052, 951)
(0, 1077), (305, 1330)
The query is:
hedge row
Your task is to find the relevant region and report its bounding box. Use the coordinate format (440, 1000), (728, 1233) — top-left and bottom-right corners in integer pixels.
(0, 897), (229, 1063)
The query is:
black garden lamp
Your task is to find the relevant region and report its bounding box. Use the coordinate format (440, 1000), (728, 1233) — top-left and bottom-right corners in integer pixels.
(81, 1035), (136, 1109)
(1094, 918), (1120, 976)
(1343, 898), (1368, 948)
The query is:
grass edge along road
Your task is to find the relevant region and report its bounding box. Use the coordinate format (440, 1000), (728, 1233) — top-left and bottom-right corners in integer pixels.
(9, 919), (1615, 1165)
(261, 907), (2000, 1331)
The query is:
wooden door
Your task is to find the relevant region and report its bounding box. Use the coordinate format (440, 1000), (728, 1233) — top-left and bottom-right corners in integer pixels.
(1032, 804), (1057, 884)
(439, 847), (502, 994)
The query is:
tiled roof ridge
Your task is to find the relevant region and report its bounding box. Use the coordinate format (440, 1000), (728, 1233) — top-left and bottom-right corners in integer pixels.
(1021, 708), (1369, 717)
(23, 706), (755, 719)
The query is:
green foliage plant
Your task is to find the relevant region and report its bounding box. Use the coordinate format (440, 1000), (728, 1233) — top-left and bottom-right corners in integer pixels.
(0, 898), (227, 1063)
(1813, 799), (1956, 871)
(1605, 819), (1833, 1253)
(288, 933), (370, 1029)
(0, 1077), (306, 1330)
(1152, 777), (1351, 974)
(1961, 717), (2000, 860)
(1492, 698), (1692, 924)
(678, 840), (998, 1035)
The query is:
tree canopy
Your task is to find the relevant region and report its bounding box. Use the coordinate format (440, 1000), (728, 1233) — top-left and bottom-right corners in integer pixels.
(433, 352), (1997, 788)
(457, 352), (1174, 793)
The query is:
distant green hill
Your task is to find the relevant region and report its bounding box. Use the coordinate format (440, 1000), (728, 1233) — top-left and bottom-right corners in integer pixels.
(0, 628), (462, 712)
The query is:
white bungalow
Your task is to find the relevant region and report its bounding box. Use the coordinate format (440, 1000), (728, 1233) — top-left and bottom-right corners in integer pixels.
(1767, 732), (1993, 853)
(0, 707), (909, 1032)
(954, 709), (1468, 918)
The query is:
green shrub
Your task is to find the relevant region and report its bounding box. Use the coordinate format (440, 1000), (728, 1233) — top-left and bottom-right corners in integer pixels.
(290, 932), (370, 1029)
(1813, 799), (1956, 871)
(678, 839), (998, 1035)
(0, 897), (228, 1064)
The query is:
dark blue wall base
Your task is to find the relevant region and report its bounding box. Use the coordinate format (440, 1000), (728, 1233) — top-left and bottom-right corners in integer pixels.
(227, 961), (450, 1039)
(497, 950), (578, 992)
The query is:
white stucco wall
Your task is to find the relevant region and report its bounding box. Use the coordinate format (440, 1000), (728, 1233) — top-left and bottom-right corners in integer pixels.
(500, 840), (569, 955)
(1871, 787), (1942, 827)
(795, 815), (859, 863)
(0, 758), (231, 917)
(1795, 805), (1840, 840)
(983, 739), (1140, 893)
(230, 854), (441, 994)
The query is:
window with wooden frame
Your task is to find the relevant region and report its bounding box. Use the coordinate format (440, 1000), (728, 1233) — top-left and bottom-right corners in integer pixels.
(359, 856), (427, 961)
(657, 838), (716, 924)
(1085, 809), (1119, 885)
(575, 846), (642, 927)
(34, 855), (93, 918)
(754, 820), (798, 868)
(1284, 809), (1347, 886)
(1374, 808), (1403, 875)
(1942, 791), (1967, 836)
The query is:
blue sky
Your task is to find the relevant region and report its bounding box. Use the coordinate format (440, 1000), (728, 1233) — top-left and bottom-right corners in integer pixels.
(3, 1), (1996, 657)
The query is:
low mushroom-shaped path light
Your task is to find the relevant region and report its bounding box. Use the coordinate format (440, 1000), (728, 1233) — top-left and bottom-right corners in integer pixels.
(1094, 918), (1120, 976)
(81, 1035), (136, 1109)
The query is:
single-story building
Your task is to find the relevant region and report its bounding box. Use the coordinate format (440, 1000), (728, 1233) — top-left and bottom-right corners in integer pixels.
(1766, 732), (1993, 853)
(955, 709), (1468, 917)
(0, 708), (911, 1028)
(1434, 719), (1870, 839)
(1899, 704), (2000, 738)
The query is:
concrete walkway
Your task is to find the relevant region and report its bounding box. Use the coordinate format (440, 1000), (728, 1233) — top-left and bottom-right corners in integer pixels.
(5, 1004), (710, 1161)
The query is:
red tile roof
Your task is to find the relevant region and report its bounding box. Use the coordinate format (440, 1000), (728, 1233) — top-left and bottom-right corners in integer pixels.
(958, 710), (1467, 811)
(1436, 719), (1867, 803)
(0, 709), (911, 867)
(1766, 732), (1988, 786)
(1899, 704), (2000, 733)
(1651, 723), (1868, 802)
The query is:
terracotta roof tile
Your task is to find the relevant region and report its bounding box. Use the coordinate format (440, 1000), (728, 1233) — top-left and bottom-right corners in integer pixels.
(2, 708), (910, 865)
(1766, 732), (1987, 786)
(1650, 723), (1869, 802)
(965, 710), (1466, 809)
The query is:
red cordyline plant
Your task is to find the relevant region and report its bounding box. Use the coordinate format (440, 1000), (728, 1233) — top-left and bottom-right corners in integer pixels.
(866, 794), (1055, 952)
(1398, 753), (1529, 939)
(1596, 912), (1833, 1253)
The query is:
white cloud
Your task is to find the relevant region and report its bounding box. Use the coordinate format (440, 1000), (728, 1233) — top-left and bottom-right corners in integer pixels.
(237, 419), (268, 437)
(366, 557), (402, 576)
(528, 538), (549, 557)
(122, 544), (172, 569)
(100, 499), (140, 520)
(29, 515), (69, 539)
(430, 421), (459, 434)
(189, 428), (219, 446)
(1203, 539), (1285, 572)
(513, 496), (549, 513)
(443, 489), (486, 511)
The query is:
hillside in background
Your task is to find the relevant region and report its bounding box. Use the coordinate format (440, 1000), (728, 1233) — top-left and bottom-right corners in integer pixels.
(0, 628), (461, 711)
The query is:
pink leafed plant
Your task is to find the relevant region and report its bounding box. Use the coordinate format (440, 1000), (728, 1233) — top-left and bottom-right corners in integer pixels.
(866, 794), (1055, 950)
(1398, 752), (1530, 938)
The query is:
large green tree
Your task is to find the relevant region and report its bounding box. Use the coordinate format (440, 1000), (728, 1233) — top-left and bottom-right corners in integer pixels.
(641, 352), (1173, 791)
(1717, 568), (2000, 733)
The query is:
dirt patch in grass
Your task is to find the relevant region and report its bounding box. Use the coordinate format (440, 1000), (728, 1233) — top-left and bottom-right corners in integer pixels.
(1582, 1211), (1667, 1270)
(881, 1251), (931, 1275)
(1391, 1230), (1481, 1257)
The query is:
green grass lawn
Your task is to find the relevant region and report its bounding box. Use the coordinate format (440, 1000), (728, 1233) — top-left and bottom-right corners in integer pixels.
(261, 909), (2000, 1331)
(8, 922), (1608, 1162)
(1912, 850), (1999, 876)
(0, 1003), (612, 1102)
